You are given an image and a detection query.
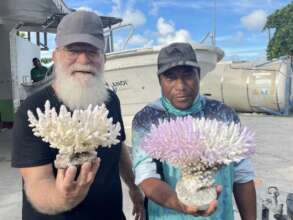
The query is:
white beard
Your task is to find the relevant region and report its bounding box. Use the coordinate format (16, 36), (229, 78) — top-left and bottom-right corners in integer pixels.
(53, 62), (109, 110)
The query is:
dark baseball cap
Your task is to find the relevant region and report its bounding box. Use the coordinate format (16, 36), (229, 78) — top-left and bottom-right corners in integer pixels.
(55, 10), (105, 50)
(157, 42), (200, 75)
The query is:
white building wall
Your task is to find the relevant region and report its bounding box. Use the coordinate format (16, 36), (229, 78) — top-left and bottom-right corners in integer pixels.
(10, 33), (40, 107)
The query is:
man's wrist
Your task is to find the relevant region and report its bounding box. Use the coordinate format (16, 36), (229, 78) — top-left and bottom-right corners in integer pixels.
(173, 199), (186, 213)
(128, 183), (139, 191)
(51, 188), (85, 214)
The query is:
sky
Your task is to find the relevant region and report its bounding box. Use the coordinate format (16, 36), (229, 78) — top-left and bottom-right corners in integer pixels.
(42, 0), (292, 61)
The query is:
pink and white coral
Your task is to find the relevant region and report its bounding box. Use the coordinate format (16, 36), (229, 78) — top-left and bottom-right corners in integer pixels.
(27, 100), (121, 155)
(141, 116), (255, 168)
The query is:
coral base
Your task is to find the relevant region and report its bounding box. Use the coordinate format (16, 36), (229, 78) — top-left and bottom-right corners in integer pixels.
(176, 175), (217, 210)
(54, 151), (97, 169)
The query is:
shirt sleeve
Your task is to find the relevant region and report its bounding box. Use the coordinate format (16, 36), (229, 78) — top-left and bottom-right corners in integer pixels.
(229, 108), (255, 184)
(132, 119), (161, 185)
(111, 91), (126, 142)
(233, 159), (255, 184)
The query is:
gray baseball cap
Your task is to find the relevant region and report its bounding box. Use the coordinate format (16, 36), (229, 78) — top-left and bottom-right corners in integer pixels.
(157, 42), (200, 75)
(55, 10), (105, 50)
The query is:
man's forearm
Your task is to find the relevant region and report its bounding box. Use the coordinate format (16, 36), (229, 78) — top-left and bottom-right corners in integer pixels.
(140, 178), (183, 211)
(119, 143), (136, 188)
(24, 177), (73, 215)
(233, 180), (257, 220)
(20, 162), (97, 216)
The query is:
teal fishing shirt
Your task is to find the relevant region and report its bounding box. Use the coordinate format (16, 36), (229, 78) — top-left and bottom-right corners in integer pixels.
(132, 96), (254, 220)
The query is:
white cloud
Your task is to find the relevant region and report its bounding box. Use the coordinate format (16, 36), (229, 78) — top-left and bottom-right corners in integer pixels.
(129, 34), (149, 45)
(158, 32), (191, 45)
(143, 40), (155, 48)
(217, 31), (244, 43)
(150, 0), (283, 16)
(107, 0), (148, 49)
(76, 6), (93, 11)
(113, 16), (192, 48)
(156, 17), (192, 45)
(235, 31), (244, 42)
(150, 1), (159, 16)
(113, 34), (153, 50)
(123, 9), (146, 27)
(157, 17), (175, 36)
(76, 6), (102, 15)
(113, 37), (124, 51)
(241, 10), (267, 31)
(109, 0), (146, 27)
(110, 0), (122, 15)
(150, 0), (211, 11)
(224, 47), (266, 60)
(114, 33), (153, 48)
(225, 0), (285, 14)
(216, 35), (231, 42)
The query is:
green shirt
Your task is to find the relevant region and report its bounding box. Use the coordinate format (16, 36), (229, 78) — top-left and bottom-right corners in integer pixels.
(30, 66), (48, 82)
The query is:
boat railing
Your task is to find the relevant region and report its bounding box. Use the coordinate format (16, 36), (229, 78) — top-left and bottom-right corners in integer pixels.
(104, 22), (135, 53)
(200, 32), (215, 46)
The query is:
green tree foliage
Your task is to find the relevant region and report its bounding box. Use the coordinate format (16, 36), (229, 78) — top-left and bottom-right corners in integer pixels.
(264, 2), (293, 59)
(41, 57), (52, 65)
(16, 31), (26, 39)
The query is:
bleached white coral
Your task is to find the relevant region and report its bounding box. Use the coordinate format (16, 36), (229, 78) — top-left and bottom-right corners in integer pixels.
(142, 116), (256, 207)
(27, 100), (121, 155)
(142, 116), (255, 168)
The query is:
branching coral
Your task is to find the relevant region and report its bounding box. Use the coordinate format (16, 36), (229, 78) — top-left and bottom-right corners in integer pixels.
(142, 116), (255, 168)
(141, 116), (255, 207)
(27, 100), (121, 168)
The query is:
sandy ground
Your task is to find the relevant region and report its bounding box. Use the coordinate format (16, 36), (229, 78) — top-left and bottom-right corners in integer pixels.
(0, 113), (293, 220)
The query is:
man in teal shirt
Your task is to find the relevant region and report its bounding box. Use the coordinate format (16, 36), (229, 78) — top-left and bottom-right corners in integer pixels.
(30, 57), (48, 82)
(132, 42), (257, 220)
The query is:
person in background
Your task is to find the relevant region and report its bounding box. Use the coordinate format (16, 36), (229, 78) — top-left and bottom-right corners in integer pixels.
(30, 57), (48, 82)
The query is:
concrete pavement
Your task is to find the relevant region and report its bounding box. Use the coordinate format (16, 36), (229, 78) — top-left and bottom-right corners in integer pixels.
(1, 113), (293, 219)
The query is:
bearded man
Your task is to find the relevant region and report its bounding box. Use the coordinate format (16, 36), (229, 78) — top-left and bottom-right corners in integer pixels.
(11, 10), (144, 220)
